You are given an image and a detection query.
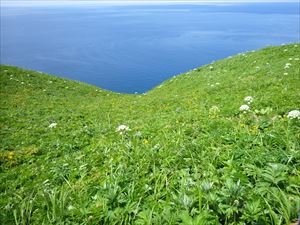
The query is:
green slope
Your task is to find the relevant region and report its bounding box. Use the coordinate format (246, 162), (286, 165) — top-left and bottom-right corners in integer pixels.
(0, 44), (300, 224)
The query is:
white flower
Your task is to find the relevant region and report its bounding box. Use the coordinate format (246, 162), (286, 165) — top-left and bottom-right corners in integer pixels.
(209, 106), (220, 115)
(284, 63), (291, 69)
(287, 110), (300, 119)
(294, 58), (299, 61)
(209, 66), (214, 70)
(283, 49), (288, 52)
(244, 96), (253, 104)
(134, 131), (142, 137)
(49, 122), (57, 128)
(284, 72), (288, 75)
(116, 125), (130, 134)
(239, 105), (250, 112)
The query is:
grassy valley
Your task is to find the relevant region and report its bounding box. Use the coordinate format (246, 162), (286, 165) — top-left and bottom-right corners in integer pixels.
(0, 44), (300, 224)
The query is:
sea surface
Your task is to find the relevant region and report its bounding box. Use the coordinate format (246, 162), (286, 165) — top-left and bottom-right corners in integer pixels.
(1, 2), (299, 93)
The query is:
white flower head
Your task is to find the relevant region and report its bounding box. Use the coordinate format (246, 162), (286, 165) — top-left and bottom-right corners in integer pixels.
(134, 131), (142, 137)
(116, 125), (131, 134)
(287, 110), (300, 119)
(49, 122), (57, 128)
(209, 105), (220, 114)
(239, 105), (250, 112)
(244, 96), (253, 104)
(284, 63), (291, 69)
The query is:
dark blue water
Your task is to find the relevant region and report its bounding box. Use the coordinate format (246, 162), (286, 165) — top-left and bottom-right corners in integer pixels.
(1, 2), (299, 93)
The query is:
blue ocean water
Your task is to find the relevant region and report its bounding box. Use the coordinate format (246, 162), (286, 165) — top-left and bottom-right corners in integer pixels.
(1, 2), (299, 93)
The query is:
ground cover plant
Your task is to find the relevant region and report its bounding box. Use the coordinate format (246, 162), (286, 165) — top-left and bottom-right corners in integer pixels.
(0, 44), (300, 224)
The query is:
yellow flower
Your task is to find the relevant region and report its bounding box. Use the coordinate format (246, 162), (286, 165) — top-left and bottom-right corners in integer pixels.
(251, 125), (258, 130)
(143, 139), (149, 144)
(7, 151), (14, 160)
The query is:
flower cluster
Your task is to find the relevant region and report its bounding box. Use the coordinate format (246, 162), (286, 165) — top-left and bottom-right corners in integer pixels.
(239, 105), (250, 112)
(287, 110), (300, 119)
(49, 122), (57, 128)
(116, 125), (131, 134)
(209, 106), (220, 115)
(284, 63), (291, 69)
(244, 96), (253, 104)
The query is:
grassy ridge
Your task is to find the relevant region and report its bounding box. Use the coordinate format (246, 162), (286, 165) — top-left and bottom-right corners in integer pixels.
(0, 44), (300, 224)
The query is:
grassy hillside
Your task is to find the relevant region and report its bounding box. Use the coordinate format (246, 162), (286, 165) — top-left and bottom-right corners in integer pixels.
(0, 44), (300, 225)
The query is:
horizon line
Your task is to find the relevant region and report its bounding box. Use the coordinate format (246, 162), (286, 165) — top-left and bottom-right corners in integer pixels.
(2, 0), (299, 3)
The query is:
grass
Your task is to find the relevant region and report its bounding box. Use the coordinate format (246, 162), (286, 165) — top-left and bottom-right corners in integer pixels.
(0, 43), (300, 224)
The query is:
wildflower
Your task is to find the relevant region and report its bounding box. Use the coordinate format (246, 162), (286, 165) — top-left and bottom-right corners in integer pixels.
(7, 151), (14, 160)
(239, 105), (250, 112)
(209, 66), (214, 70)
(143, 139), (149, 144)
(294, 58), (299, 61)
(255, 66), (260, 70)
(209, 106), (220, 115)
(234, 199), (240, 205)
(287, 110), (300, 119)
(284, 72), (288, 75)
(251, 125), (258, 130)
(49, 123), (57, 128)
(289, 58), (293, 61)
(116, 124), (130, 134)
(215, 82), (220, 85)
(284, 63), (291, 69)
(244, 96), (253, 104)
(283, 49), (288, 52)
(134, 131), (142, 137)
(153, 144), (160, 150)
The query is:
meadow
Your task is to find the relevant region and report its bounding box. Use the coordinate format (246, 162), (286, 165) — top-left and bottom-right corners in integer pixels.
(0, 44), (300, 224)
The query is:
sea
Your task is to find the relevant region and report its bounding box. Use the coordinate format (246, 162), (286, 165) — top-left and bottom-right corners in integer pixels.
(1, 2), (299, 93)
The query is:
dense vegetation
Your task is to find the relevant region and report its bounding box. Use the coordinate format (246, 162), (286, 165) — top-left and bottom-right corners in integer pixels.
(1, 44), (300, 225)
